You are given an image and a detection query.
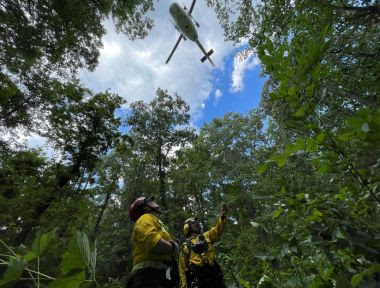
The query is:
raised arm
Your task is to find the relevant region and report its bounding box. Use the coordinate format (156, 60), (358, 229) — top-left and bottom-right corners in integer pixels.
(204, 204), (228, 243)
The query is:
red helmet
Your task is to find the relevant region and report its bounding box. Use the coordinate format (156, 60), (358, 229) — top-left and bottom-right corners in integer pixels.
(129, 196), (159, 222)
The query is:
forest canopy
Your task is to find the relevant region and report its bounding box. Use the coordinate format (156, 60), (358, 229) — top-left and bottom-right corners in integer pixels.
(0, 0), (379, 287)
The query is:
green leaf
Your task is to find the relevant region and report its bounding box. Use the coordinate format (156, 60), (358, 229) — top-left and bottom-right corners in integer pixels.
(32, 230), (55, 257)
(317, 164), (330, 174)
(288, 87), (296, 97)
(338, 132), (353, 141)
(351, 272), (363, 288)
(294, 105), (308, 117)
(75, 231), (92, 270)
(23, 251), (38, 262)
(316, 132), (325, 144)
(273, 207), (284, 219)
(306, 208), (323, 222)
(238, 278), (250, 288)
(295, 193), (305, 200)
(60, 233), (87, 276)
(306, 138), (318, 153)
(270, 154), (288, 167)
(49, 271), (86, 288)
(257, 163), (268, 174)
(350, 264), (380, 288)
(333, 227), (346, 240)
(0, 258), (25, 286)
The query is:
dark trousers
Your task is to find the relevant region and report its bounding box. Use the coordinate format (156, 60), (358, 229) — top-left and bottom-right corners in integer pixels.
(187, 263), (226, 288)
(127, 267), (178, 288)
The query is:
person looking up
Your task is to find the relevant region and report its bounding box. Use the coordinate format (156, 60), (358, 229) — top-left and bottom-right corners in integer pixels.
(127, 196), (179, 288)
(179, 204), (228, 288)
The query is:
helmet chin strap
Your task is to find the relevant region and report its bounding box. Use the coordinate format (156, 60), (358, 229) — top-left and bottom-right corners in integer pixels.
(191, 222), (203, 235)
(199, 223), (204, 233)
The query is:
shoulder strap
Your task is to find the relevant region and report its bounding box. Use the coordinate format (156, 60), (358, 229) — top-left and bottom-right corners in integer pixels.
(182, 241), (191, 268)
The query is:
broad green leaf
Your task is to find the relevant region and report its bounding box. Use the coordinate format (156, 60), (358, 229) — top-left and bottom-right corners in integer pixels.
(32, 230), (55, 256)
(0, 258), (25, 286)
(23, 251), (38, 262)
(60, 233), (87, 276)
(75, 231), (92, 271)
(49, 271), (86, 288)
(351, 272), (363, 288)
(350, 264), (380, 288)
(369, 264), (380, 273)
(316, 132), (325, 144)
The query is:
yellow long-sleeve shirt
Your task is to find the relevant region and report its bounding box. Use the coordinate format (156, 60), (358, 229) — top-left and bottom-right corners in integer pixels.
(131, 213), (174, 268)
(179, 216), (226, 288)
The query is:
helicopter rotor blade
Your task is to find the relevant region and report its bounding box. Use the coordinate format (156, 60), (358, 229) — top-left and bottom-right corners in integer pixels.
(165, 35), (183, 64)
(188, 0), (196, 15)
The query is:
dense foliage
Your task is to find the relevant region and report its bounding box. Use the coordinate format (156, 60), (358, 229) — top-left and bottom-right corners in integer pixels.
(1, 0), (379, 287)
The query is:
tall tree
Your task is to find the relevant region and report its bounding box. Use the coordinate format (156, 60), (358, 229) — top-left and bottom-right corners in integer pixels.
(126, 88), (195, 209)
(0, 0), (154, 143)
(205, 0), (380, 286)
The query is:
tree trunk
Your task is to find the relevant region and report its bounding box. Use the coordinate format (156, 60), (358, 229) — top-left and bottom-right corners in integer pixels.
(91, 190), (112, 242)
(157, 145), (167, 209)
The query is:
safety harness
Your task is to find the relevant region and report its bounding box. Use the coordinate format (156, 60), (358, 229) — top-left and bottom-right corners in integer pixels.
(183, 234), (223, 288)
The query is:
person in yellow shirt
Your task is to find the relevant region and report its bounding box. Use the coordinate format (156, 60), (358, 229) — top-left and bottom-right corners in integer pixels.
(179, 204), (228, 288)
(127, 196), (179, 288)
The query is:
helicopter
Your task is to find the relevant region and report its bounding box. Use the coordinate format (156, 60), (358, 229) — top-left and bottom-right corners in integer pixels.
(165, 0), (215, 67)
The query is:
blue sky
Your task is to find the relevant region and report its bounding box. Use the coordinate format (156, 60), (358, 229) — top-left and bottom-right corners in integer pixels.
(78, 1), (265, 129)
(26, 1), (265, 149)
(197, 55), (265, 127)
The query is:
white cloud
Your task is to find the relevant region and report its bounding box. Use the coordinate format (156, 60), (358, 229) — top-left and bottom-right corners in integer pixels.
(215, 89), (222, 100)
(3, 130), (56, 159)
(230, 53), (259, 93)
(79, 1), (235, 120)
(102, 41), (121, 58)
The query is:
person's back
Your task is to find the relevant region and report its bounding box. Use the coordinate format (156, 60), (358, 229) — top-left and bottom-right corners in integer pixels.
(127, 196), (179, 288)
